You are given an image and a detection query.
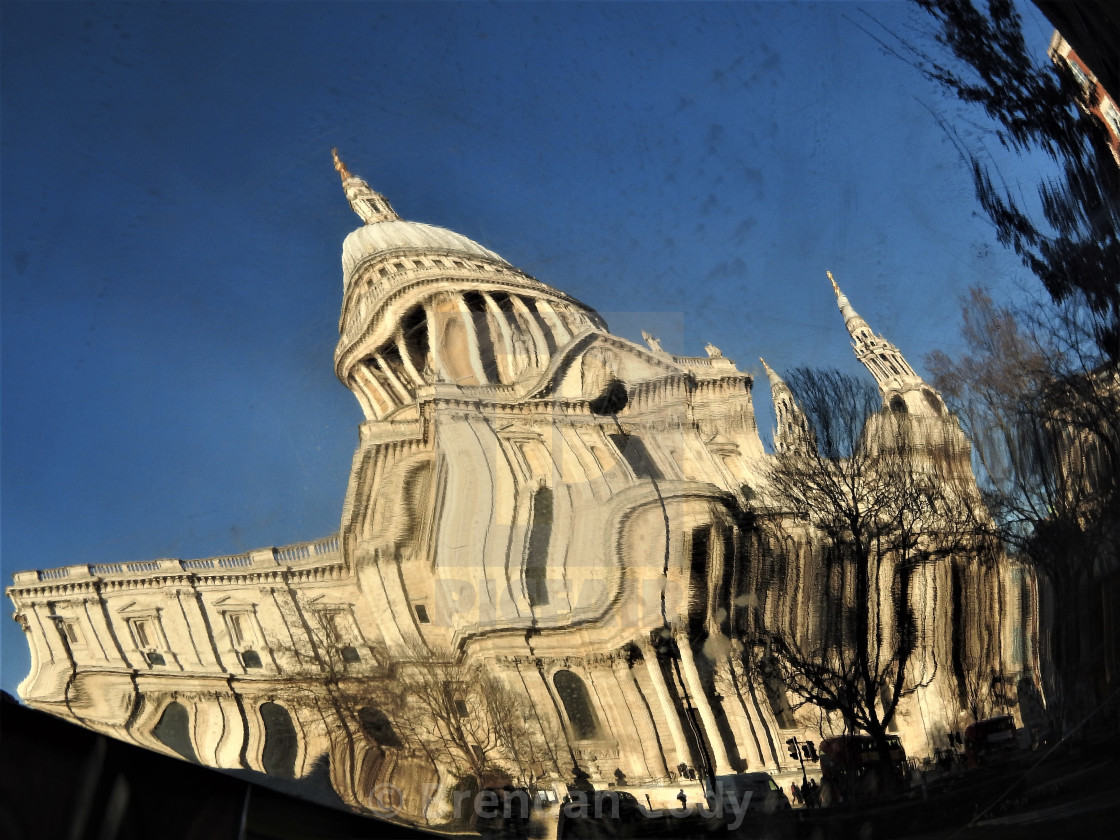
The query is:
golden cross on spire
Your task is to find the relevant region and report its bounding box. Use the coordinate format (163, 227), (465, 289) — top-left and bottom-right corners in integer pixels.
(827, 270), (840, 297)
(331, 148), (353, 182)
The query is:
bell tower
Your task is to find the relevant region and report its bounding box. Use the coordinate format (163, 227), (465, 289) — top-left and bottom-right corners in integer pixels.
(829, 271), (946, 417)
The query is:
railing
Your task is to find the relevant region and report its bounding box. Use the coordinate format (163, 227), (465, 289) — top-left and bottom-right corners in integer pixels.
(217, 554), (253, 569)
(10, 535), (344, 587)
(671, 354), (736, 370)
(127, 561), (161, 573)
(275, 545), (311, 563)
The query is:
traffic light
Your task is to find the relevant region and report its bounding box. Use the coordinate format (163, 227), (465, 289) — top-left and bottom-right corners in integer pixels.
(803, 741), (818, 761)
(786, 738), (800, 761)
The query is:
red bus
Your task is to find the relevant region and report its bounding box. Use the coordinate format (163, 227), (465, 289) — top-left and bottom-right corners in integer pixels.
(963, 715), (1018, 764)
(818, 735), (910, 802)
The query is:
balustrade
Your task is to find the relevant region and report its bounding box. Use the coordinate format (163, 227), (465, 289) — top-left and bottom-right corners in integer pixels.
(11, 535), (344, 587)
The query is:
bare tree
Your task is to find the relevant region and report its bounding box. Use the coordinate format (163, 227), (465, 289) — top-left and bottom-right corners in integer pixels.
(927, 290), (1120, 731)
(896, 0), (1120, 361)
(748, 369), (983, 791)
(369, 644), (562, 792)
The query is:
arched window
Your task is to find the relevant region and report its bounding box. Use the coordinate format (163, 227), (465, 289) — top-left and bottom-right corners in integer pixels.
(260, 702), (298, 778)
(153, 701), (198, 762)
(554, 670), (600, 740)
(889, 395), (908, 414)
(526, 486), (553, 607)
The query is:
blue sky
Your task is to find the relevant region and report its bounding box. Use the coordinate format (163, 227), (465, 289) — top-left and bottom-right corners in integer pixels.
(1, 1), (1058, 694)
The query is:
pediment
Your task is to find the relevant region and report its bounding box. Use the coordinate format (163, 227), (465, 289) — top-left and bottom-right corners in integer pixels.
(522, 330), (687, 402)
(493, 421), (542, 441)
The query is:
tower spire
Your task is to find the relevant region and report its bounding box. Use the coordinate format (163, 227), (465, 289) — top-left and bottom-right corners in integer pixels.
(760, 358), (814, 454)
(826, 272), (942, 414)
(331, 148), (400, 225)
(828, 270), (873, 338)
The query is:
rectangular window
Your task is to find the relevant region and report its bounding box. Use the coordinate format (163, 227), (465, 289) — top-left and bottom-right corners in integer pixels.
(241, 650), (262, 669)
(63, 621), (81, 644)
(134, 620), (151, 648)
(229, 614), (246, 646)
(414, 604), (430, 624)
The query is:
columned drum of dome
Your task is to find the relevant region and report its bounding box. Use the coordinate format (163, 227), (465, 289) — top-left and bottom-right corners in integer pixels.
(331, 152), (606, 420)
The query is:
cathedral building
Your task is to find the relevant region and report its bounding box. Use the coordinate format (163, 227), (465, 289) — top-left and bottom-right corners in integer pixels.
(7, 154), (1038, 826)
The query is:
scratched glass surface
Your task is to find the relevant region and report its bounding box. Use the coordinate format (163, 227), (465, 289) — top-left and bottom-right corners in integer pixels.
(5, 2), (1116, 838)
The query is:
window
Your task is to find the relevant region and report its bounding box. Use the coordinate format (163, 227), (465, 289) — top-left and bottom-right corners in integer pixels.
(241, 650), (262, 669)
(260, 703), (298, 778)
(1066, 59), (1090, 93)
(229, 613), (246, 647)
(62, 621), (81, 645)
(153, 702), (198, 762)
(554, 670), (600, 740)
(414, 604), (430, 624)
(224, 610), (263, 670)
(340, 645), (361, 664)
(128, 615), (168, 665)
(454, 698), (470, 717)
(525, 486), (553, 607)
(134, 620), (151, 648)
(1103, 100), (1120, 138)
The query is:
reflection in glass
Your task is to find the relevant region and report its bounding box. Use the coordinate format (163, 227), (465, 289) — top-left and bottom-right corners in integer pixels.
(6, 156), (1041, 833)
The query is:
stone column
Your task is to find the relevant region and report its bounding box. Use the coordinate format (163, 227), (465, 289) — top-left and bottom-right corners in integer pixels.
(394, 330), (426, 386)
(374, 355), (412, 402)
(423, 301), (447, 381)
(535, 299), (573, 345)
(80, 598), (113, 663)
(482, 292), (518, 382)
(610, 654), (669, 780)
(510, 296), (550, 368)
(454, 294), (490, 385)
(28, 602), (60, 664)
(676, 638), (733, 774)
(640, 641), (691, 770)
(355, 365), (395, 417)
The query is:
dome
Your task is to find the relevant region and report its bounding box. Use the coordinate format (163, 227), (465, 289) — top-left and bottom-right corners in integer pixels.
(342, 220), (508, 283)
(330, 151), (604, 422)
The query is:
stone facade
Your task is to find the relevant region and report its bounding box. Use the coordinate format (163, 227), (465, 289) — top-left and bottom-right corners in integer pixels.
(7, 154), (1039, 826)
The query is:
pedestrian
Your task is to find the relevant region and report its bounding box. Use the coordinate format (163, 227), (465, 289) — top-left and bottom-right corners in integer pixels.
(790, 782), (802, 805)
(676, 789), (688, 810)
